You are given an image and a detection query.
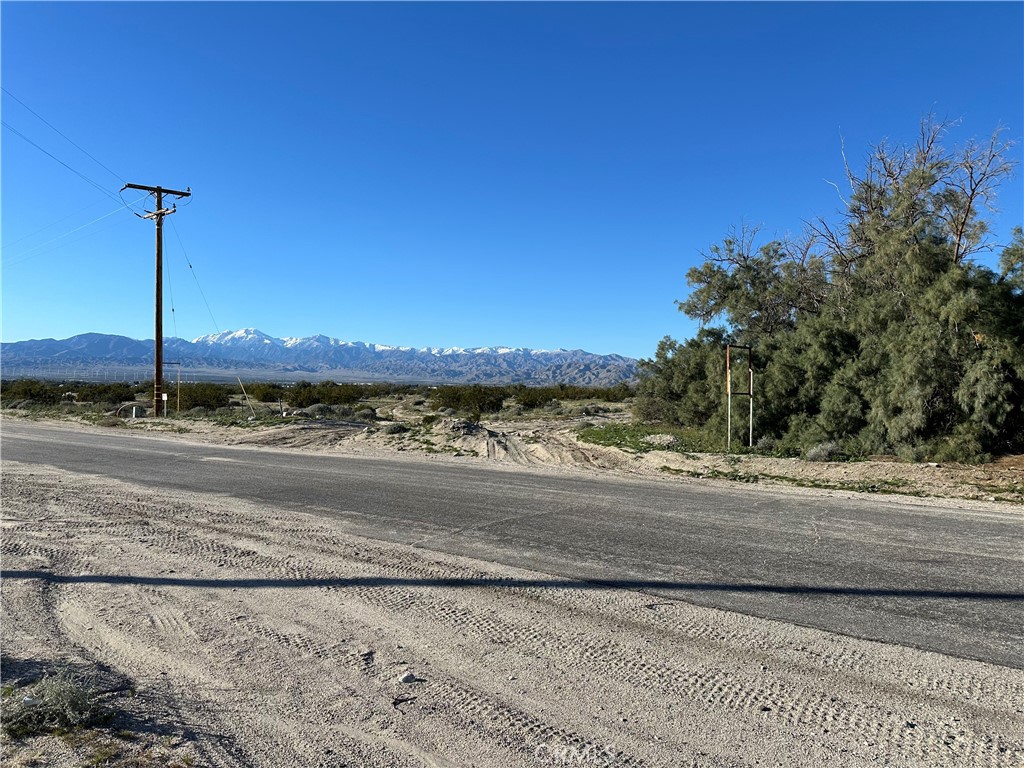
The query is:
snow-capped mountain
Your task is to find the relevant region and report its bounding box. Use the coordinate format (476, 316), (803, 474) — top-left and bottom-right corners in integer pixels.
(1, 330), (638, 386)
(193, 328), (283, 348)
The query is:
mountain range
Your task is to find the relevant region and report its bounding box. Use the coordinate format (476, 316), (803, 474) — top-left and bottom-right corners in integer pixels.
(0, 329), (639, 386)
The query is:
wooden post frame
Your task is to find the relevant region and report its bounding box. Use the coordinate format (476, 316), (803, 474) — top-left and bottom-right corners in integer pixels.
(726, 344), (754, 451)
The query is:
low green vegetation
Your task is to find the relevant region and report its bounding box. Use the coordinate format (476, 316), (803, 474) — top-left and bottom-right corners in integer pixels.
(283, 380), (418, 408)
(658, 465), (926, 496)
(577, 422), (720, 454)
(0, 378), (634, 428)
(2, 666), (196, 766)
(429, 382), (633, 417)
(430, 384), (507, 415)
(2, 668), (107, 739)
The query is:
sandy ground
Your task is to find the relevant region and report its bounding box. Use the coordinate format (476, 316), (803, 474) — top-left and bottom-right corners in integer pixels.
(2, 410), (1023, 765)
(2, 457), (1024, 767)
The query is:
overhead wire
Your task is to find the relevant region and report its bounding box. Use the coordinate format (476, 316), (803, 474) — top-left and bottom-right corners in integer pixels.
(2, 120), (123, 205)
(6, 217), (123, 266)
(1, 86), (125, 184)
(168, 217), (220, 334)
(3, 195), (149, 265)
(166, 244), (179, 339)
(119, 186), (152, 218)
(2, 196), (114, 250)
(2, 90), (206, 343)
(0, 92), (150, 250)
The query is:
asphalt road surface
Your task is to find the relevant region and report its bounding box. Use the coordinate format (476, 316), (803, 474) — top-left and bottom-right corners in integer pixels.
(4, 420), (1022, 668)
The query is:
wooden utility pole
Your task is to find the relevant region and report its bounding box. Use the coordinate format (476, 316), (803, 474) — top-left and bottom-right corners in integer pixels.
(121, 183), (191, 413)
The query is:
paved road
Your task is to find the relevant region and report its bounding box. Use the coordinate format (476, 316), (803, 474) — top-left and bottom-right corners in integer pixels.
(4, 420), (1022, 668)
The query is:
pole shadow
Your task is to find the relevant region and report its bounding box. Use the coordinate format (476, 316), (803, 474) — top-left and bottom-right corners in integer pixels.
(3, 569), (1021, 601)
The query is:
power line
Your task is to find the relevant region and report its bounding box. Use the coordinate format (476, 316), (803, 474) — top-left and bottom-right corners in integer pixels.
(119, 185), (153, 218)
(2, 195), (148, 265)
(168, 216), (220, 334)
(1, 86), (124, 184)
(4, 214), (121, 266)
(166, 235), (178, 339)
(2, 197), (111, 250)
(2, 120), (122, 204)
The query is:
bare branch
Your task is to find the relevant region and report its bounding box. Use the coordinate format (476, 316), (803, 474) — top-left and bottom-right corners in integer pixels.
(823, 178), (848, 206)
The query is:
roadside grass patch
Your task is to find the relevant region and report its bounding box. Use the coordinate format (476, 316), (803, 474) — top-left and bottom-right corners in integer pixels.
(2, 666), (198, 767)
(2, 668), (107, 739)
(577, 423), (721, 454)
(659, 466), (759, 483)
(660, 466), (928, 497)
(970, 481), (1024, 503)
(89, 415), (125, 428)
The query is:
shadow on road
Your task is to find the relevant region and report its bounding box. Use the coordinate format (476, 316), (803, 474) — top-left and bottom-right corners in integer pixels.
(3, 570), (1021, 601)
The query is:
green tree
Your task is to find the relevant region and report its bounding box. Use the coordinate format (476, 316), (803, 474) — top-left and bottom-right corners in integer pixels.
(642, 120), (1022, 461)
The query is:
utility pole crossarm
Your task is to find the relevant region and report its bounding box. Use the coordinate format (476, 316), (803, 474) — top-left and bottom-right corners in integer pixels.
(121, 182), (191, 198)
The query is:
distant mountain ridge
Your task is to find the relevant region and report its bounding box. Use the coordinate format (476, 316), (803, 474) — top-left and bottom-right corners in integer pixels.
(1, 329), (638, 386)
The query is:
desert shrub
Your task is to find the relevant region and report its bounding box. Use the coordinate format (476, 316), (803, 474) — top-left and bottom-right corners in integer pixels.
(355, 407), (377, 421)
(177, 382), (231, 410)
(430, 385), (506, 414)
(383, 423), (409, 435)
(288, 381), (391, 408)
(511, 383), (632, 410)
(76, 383), (135, 403)
(753, 435), (778, 455)
(0, 379), (62, 406)
(643, 433), (678, 448)
(421, 413), (439, 427)
(514, 387), (558, 409)
(245, 382), (286, 402)
(805, 441), (843, 462)
(320, 383), (369, 406)
(2, 669), (105, 738)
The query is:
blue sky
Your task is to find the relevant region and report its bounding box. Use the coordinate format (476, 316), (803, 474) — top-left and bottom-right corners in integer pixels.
(2, 2), (1021, 360)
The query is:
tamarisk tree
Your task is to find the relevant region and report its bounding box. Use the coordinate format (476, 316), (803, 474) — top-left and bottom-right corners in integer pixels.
(637, 120), (1023, 461)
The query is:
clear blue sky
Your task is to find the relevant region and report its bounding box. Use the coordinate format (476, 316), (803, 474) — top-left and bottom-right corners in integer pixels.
(2, 2), (1021, 359)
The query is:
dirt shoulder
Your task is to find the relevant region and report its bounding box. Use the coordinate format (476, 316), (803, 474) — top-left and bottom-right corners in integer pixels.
(3, 462), (1022, 767)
